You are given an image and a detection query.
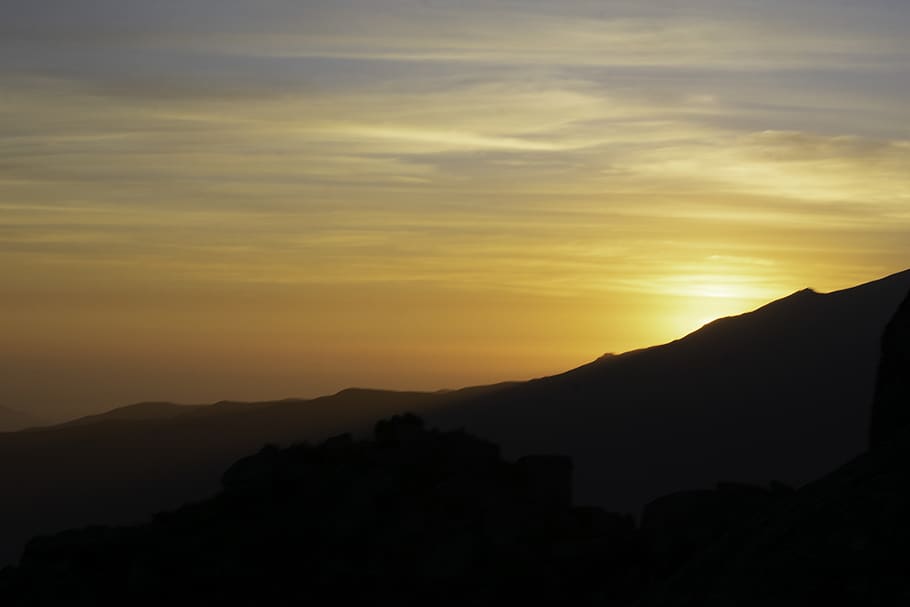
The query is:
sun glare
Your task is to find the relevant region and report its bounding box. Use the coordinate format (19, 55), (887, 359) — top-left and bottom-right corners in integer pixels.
(656, 278), (772, 341)
(662, 296), (753, 339)
(688, 284), (745, 299)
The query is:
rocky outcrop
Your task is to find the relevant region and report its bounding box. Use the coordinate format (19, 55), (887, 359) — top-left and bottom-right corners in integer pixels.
(641, 482), (792, 578)
(869, 289), (910, 448)
(638, 428), (910, 606)
(0, 415), (646, 606)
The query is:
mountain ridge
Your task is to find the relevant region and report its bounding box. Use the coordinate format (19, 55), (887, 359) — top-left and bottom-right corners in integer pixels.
(0, 269), (907, 567)
(4, 280), (909, 605)
(426, 268), (910, 510)
(0, 405), (44, 433)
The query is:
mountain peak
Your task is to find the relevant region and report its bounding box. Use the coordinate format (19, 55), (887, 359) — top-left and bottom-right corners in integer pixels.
(429, 269), (910, 511)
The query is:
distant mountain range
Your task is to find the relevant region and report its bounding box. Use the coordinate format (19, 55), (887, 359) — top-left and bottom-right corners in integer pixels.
(0, 269), (907, 567)
(0, 385), (509, 565)
(0, 406), (43, 433)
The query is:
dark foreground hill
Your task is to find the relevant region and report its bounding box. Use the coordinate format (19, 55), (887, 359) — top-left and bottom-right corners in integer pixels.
(0, 269), (907, 568)
(0, 385), (510, 566)
(0, 414), (787, 606)
(638, 287), (910, 606)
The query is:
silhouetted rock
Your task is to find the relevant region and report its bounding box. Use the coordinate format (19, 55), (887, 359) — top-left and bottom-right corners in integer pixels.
(0, 416), (649, 606)
(641, 482), (784, 577)
(639, 435), (910, 606)
(516, 454), (573, 513)
(374, 412), (425, 443)
(869, 288), (910, 448)
(0, 384), (512, 566)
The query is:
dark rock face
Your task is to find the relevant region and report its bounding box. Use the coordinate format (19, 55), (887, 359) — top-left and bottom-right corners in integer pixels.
(515, 455), (574, 513)
(869, 289), (910, 448)
(639, 431), (910, 607)
(640, 482), (791, 578)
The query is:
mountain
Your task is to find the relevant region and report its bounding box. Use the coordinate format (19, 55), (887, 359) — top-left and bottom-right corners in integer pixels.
(0, 406), (43, 433)
(1, 275), (908, 603)
(0, 385), (510, 566)
(426, 269), (910, 511)
(39, 398), (309, 431)
(0, 415), (646, 606)
(0, 270), (907, 568)
(638, 286), (910, 606)
(5, 286), (908, 605)
(42, 402), (206, 430)
(868, 283), (910, 448)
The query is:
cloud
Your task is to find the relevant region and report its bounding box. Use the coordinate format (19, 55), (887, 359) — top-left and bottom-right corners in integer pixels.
(4, 0), (908, 108)
(618, 130), (910, 210)
(2, 0), (908, 304)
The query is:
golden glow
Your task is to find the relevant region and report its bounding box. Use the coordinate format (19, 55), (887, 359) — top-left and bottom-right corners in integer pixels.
(2, 2), (909, 419)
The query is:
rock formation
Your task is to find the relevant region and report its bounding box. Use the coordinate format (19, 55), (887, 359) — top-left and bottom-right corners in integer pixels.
(869, 289), (910, 447)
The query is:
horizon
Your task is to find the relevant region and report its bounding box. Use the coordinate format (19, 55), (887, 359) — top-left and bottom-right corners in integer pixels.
(2, 1), (909, 420)
(5, 267), (908, 424)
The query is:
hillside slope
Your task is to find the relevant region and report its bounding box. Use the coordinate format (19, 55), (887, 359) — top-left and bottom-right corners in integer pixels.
(639, 286), (910, 606)
(427, 269), (910, 511)
(0, 385), (510, 566)
(0, 406), (43, 433)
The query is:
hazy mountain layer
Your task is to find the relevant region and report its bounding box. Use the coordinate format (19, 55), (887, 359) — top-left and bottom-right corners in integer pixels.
(0, 385), (509, 565)
(0, 406), (43, 433)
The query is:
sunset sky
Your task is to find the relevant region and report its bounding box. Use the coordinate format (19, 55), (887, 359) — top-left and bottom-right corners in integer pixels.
(2, 0), (909, 419)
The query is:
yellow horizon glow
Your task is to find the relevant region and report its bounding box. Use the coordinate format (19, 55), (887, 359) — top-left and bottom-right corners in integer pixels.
(2, 1), (909, 419)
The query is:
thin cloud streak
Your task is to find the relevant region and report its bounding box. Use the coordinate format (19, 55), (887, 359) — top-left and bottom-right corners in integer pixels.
(2, 0), (909, 415)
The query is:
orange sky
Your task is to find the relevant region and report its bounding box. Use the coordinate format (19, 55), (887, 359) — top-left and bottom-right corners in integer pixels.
(2, 1), (909, 419)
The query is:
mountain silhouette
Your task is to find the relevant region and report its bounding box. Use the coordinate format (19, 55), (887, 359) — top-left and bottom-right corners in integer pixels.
(0, 405), (44, 433)
(638, 286), (910, 606)
(0, 385), (511, 566)
(0, 270), (907, 568)
(869, 285), (910, 448)
(42, 402), (207, 430)
(1, 279), (909, 604)
(426, 269), (910, 511)
(0, 415), (648, 606)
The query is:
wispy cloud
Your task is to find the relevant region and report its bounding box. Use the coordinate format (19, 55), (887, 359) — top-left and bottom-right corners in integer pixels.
(2, 0), (909, 412)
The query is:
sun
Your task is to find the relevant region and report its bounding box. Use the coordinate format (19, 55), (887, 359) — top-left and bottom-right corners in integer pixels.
(658, 280), (771, 340)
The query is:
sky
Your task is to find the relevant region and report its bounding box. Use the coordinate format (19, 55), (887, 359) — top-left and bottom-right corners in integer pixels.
(2, 0), (909, 419)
